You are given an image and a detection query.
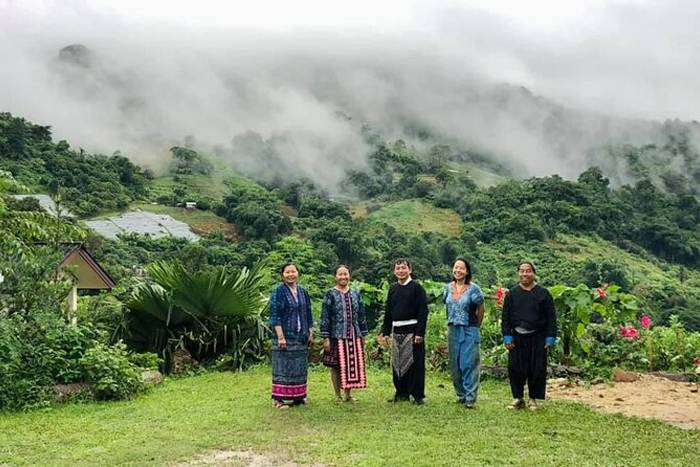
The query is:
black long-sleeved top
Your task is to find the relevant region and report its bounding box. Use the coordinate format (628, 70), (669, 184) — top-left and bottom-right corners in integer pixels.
(501, 284), (557, 338)
(381, 280), (429, 337)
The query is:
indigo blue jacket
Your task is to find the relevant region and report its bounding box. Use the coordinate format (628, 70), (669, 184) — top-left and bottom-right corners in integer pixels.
(319, 288), (369, 339)
(268, 283), (313, 341)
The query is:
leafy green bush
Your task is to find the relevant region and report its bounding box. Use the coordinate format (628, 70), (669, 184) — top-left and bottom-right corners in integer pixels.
(80, 342), (144, 400)
(0, 311), (151, 410)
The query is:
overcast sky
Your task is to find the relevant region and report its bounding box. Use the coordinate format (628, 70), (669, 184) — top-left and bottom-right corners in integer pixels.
(1, 0), (698, 182)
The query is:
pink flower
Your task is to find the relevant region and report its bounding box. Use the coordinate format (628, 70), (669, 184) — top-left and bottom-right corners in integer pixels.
(495, 288), (505, 300)
(620, 325), (639, 339)
(694, 357), (700, 366)
(640, 315), (652, 329)
(596, 288), (607, 299)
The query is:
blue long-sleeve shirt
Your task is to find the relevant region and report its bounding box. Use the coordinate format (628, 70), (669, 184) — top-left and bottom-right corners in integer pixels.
(268, 283), (313, 341)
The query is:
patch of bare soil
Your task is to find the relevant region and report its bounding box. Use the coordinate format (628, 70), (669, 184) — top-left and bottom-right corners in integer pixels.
(547, 374), (700, 429)
(175, 450), (325, 467)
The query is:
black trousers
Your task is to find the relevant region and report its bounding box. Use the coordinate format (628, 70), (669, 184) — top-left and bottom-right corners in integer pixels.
(508, 331), (548, 400)
(392, 341), (426, 400)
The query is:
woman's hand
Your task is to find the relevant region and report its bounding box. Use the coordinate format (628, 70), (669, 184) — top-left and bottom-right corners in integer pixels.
(277, 337), (287, 350)
(505, 342), (514, 350)
(413, 335), (424, 345)
(377, 335), (390, 347)
(323, 338), (331, 352)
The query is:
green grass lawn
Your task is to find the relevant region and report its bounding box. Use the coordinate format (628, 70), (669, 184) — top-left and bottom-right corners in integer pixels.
(367, 200), (462, 237)
(1, 367), (697, 466)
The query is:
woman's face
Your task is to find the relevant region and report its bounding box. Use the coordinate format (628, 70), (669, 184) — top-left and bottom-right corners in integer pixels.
(452, 260), (468, 282)
(335, 267), (350, 287)
(282, 265), (299, 285)
(393, 262), (411, 282)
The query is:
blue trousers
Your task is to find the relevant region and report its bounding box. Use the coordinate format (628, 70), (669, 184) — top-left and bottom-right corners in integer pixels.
(448, 325), (481, 403)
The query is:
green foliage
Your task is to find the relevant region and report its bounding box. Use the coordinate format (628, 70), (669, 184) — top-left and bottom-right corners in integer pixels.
(124, 260), (269, 370)
(550, 284), (638, 358)
(215, 183), (291, 242)
(169, 146), (213, 176)
(366, 200), (462, 237)
(79, 341), (144, 400)
(351, 279), (388, 331)
(0, 113), (149, 217)
(580, 317), (700, 378)
(0, 302), (149, 410)
(638, 315), (700, 372)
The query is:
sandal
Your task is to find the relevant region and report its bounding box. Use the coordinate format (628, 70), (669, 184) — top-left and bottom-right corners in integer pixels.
(527, 399), (539, 411)
(507, 398), (525, 410)
(272, 400), (289, 410)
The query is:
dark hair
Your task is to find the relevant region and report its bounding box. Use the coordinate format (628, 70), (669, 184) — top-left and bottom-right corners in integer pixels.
(452, 257), (472, 284)
(334, 264), (351, 275)
(518, 261), (536, 274)
(279, 262), (299, 275)
(393, 258), (412, 269)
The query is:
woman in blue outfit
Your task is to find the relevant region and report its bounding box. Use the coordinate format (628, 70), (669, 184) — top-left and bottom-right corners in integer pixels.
(269, 262), (314, 409)
(320, 265), (369, 402)
(443, 257), (485, 409)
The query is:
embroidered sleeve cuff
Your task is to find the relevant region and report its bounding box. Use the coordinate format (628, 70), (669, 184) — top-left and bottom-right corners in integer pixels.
(545, 336), (556, 346)
(503, 335), (513, 344)
(361, 330), (369, 336)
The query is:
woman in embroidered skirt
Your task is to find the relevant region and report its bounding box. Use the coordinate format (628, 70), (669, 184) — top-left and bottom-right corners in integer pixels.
(269, 262), (314, 409)
(443, 257), (485, 409)
(320, 265), (368, 402)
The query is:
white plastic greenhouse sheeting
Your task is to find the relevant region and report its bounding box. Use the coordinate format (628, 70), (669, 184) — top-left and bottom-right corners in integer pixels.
(85, 211), (200, 241)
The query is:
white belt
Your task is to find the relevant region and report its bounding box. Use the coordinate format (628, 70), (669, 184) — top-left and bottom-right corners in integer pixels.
(393, 319), (418, 327)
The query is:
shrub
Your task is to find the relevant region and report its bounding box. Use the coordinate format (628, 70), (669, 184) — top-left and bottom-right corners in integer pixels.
(80, 342), (144, 400)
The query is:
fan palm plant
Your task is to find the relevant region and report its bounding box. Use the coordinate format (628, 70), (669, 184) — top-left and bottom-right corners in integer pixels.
(124, 260), (269, 371)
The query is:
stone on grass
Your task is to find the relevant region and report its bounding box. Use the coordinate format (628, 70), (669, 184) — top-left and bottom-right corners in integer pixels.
(612, 368), (639, 382)
(54, 382), (93, 402)
(141, 370), (163, 385)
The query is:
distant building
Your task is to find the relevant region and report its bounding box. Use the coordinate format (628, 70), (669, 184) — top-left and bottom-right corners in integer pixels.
(185, 201), (197, 210)
(57, 243), (115, 315)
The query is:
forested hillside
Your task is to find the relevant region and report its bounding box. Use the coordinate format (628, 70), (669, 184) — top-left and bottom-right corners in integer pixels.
(1, 110), (700, 333)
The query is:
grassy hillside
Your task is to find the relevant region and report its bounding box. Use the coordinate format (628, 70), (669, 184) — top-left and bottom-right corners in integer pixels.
(366, 199), (463, 237)
(547, 234), (700, 289)
(148, 174), (228, 203)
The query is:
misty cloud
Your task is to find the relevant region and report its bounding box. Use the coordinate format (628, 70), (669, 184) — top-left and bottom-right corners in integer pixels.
(1, 0), (700, 189)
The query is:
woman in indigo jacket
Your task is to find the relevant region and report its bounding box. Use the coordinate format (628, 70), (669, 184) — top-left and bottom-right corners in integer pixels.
(321, 265), (369, 402)
(443, 257), (485, 409)
(269, 262), (314, 409)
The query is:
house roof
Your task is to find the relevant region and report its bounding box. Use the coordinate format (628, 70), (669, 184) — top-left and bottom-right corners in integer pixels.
(58, 243), (116, 290)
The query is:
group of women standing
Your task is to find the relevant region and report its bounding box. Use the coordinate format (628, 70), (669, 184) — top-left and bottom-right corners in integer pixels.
(269, 262), (368, 409)
(268, 258), (556, 410)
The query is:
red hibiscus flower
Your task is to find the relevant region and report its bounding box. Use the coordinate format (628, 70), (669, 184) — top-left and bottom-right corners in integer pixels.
(640, 315), (652, 329)
(620, 325), (638, 339)
(595, 288), (607, 299)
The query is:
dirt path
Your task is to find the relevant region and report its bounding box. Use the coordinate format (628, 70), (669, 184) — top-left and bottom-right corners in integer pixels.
(547, 374), (700, 429)
(175, 450), (325, 467)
